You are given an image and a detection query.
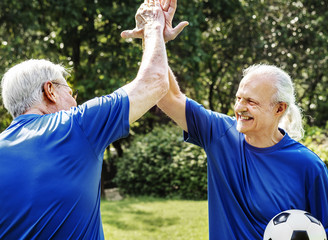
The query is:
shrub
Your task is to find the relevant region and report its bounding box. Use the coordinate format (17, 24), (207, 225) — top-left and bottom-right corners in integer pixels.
(114, 124), (207, 200)
(301, 125), (328, 166)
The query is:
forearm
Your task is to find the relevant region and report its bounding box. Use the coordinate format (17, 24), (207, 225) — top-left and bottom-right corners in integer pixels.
(157, 66), (187, 131)
(133, 25), (169, 106)
(122, 23), (169, 124)
(138, 24), (168, 86)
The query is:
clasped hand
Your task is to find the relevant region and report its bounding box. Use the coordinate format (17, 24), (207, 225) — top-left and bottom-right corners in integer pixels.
(121, 0), (189, 42)
(135, 0), (165, 31)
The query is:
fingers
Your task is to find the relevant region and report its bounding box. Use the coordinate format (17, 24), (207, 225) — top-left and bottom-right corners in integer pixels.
(167, 0), (177, 16)
(172, 21), (189, 36)
(169, 0), (177, 11)
(137, 3), (147, 12)
(162, 0), (170, 11)
(148, 0), (160, 8)
(121, 28), (144, 39)
(163, 0), (177, 12)
(155, 0), (161, 8)
(165, 21), (189, 42)
(135, 14), (146, 29)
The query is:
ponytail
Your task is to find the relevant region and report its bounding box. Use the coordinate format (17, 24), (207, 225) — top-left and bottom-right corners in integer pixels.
(279, 103), (304, 141)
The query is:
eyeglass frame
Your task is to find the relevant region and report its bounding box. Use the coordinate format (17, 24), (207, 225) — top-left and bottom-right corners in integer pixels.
(42, 81), (79, 100)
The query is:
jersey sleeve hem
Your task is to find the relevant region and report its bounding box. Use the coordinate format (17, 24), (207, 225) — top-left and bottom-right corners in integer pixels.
(117, 88), (130, 139)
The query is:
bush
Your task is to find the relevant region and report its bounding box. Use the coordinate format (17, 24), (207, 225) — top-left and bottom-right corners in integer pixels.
(301, 125), (328, 166)
(114, 124), (207, 200)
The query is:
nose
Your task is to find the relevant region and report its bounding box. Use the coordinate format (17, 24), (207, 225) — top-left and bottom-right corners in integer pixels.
(234, 98), (247, 112)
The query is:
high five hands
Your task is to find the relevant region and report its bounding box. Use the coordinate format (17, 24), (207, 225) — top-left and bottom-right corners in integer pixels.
(121, 0), (189, 42)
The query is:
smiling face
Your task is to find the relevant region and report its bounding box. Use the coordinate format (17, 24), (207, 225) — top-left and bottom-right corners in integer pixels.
(234, 73), (280, 141)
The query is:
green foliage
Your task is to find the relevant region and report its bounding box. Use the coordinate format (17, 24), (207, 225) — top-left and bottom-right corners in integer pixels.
(0, 98), (11, 131)
(1, 0), (328, 130)
(114, 124), (207, 200)
(301, 125), (328, 166)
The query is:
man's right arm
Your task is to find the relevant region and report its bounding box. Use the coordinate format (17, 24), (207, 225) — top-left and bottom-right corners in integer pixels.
(157, 67), (188, 132)
(121, 0), (168, 124)
(121, 0), (188, 129)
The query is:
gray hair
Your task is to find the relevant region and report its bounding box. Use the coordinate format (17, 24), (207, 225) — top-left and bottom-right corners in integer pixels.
(243, 64), (304, 140)
(1, 59), (69, 118)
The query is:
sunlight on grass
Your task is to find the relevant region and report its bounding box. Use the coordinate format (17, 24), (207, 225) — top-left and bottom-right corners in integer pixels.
(101, 197), (208, 240)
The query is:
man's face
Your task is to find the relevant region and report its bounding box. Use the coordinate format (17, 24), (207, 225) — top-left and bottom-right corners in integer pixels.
(234, 73), (278, 139)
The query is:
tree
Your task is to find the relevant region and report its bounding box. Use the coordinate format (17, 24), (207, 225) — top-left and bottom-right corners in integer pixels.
(0, 0), (327, 195)
(1, 0), (327, 129)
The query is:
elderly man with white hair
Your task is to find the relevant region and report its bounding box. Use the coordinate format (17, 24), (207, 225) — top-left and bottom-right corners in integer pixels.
(158, 63), (328, 240)
(122, 0), (328, 239)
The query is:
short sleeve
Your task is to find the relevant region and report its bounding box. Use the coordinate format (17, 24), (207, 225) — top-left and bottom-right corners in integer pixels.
(73, 88), (130, 156)
(183, 98), (236, 149)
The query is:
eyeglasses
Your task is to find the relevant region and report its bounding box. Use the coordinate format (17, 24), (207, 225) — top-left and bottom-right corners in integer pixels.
(52, 82), (79, 100)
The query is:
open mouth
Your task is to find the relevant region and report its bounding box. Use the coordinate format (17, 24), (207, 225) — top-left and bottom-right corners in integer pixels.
(238, 113), (253, 121)
(240, 116), (252, 120)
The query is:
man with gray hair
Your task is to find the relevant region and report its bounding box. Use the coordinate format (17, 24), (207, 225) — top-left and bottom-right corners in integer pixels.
(158, 63), (328, 240)
(0, 0), (169, 239)
(122, 0), (328, 239)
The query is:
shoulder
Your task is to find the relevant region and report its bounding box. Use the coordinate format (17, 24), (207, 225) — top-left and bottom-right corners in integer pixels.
(184, 97), (239, 147)
(68, 88), (129, 123)
(79, 88), (128, 110)
(186, 97), (236, 126)
(284, 137), (326, 173)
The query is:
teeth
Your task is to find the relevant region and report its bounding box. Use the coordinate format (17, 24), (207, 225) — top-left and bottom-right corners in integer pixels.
(237, 113), (252, 120)
(240, 116), (250, 120)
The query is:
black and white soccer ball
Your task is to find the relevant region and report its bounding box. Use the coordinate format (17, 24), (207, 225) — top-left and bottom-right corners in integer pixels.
(263, 209), (327, 240)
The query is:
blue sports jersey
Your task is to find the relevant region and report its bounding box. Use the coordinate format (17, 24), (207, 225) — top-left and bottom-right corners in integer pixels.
(184, 98), (328, 240)
(0, 88), (130, 239)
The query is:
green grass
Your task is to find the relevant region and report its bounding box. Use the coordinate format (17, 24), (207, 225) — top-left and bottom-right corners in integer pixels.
(101, 197), (208, 240)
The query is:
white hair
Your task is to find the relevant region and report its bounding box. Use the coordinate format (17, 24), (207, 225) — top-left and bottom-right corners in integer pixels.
(243, 64), (304, 141)
(1, 59), (69, 118)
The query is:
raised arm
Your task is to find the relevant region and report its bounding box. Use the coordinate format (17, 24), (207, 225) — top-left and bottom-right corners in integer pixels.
(121, 0), (189, 129)
(122, 0), (168, 124)
(156, 0), (188, 131)
(157, 67), (187, 132)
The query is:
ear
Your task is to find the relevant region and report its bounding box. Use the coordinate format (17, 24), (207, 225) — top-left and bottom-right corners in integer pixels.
(43, 81), (57, 103)
(276, 102), (288, 116)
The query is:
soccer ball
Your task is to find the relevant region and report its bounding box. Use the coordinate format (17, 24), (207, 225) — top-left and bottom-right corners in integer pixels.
(263, 209), (327, 240)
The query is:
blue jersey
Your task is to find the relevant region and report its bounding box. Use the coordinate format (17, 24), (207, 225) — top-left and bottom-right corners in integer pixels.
(0, 89), (130, 239)
(184, 98), (328, 240)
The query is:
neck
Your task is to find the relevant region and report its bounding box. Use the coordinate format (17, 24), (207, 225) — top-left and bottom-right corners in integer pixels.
(245, 129), (284, 148)
(23, 104), (54, 116)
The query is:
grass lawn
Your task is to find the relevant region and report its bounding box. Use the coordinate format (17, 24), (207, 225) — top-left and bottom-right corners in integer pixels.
(101, 197), (208, 240)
